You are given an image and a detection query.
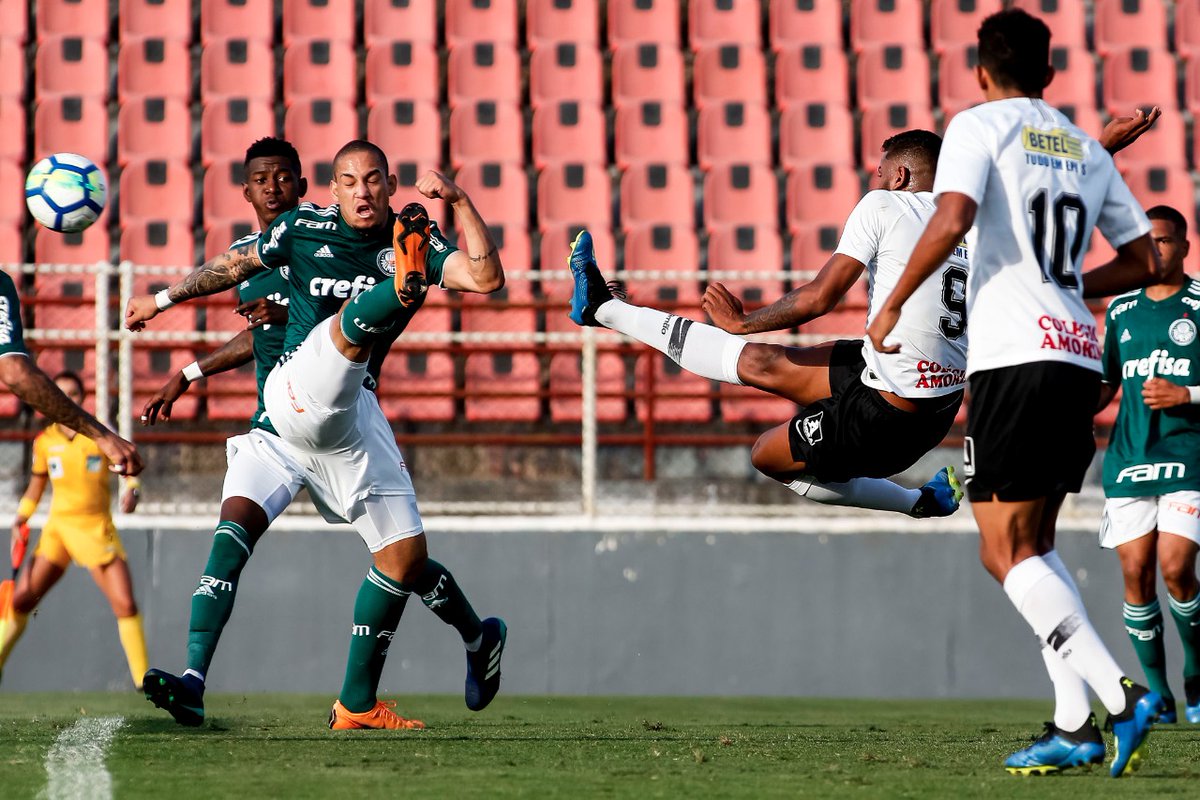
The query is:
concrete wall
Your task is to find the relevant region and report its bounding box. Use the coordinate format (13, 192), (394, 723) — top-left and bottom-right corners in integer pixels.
(2, 518), (1186, 701)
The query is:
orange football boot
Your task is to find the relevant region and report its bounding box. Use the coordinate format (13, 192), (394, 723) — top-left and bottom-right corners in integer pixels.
(328, 699), (425, 730)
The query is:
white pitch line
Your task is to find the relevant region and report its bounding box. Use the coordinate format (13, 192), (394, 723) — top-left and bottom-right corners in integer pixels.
(43, 716), (125, 800)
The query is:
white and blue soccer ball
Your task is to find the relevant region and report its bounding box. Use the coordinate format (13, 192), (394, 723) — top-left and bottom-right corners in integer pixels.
(25, 153), (107, 233)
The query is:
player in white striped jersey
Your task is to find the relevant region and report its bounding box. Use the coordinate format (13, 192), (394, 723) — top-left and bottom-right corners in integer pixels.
(868, 9), (1164, 777)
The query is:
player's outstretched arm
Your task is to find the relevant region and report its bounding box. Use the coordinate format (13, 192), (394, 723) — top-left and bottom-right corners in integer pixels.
(419, 170), (504, 294)
(1099, 107), (1161, 156)
(0, 356), (143, 475)
(125, 240), (267, 331)
(1081, 234), (1162, 299)
(868, 193), (977, 353)
(704, 254), (865, 334)
(141, 329), (257, 425)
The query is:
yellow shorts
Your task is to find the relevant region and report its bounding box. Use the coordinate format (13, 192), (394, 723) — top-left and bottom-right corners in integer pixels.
(33, 514), (125, 569)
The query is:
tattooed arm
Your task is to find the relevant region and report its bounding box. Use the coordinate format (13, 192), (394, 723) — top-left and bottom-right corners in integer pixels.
(125, 240), (267, 331)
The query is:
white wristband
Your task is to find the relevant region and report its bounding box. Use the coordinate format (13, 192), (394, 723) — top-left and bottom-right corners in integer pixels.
(154, 289), (175, 311)
(1189, 386), (1200, 404)
(182, 361), (204, 382)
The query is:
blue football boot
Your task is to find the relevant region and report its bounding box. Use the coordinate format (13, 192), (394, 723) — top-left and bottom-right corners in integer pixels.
(144, 667), (205, 727)
(1185, 676), (1200, 725)
(1107, 678), (1165, 777)
(910, 466), (963, 518)
(465, 617), (507, 712)
(1005, 714), (1105, 775)
(567, 230), (613, 327)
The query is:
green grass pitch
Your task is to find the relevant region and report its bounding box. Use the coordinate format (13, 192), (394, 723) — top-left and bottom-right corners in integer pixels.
(2, 694), (1197, 798)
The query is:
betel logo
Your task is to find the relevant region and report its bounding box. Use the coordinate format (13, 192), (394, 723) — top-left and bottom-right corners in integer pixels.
(796, 411), (823, 445)
(1115, 462), (1186, 483)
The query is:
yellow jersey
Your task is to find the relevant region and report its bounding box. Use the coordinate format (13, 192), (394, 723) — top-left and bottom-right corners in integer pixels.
(32, 424), (112, 518)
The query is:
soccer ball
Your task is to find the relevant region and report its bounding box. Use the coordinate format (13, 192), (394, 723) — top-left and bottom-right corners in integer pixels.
(25, 153), (107, 233)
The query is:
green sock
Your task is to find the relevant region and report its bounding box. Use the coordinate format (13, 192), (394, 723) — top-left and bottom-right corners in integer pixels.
(1124, 598), (1174, 700)
(1168, 592), (1200, 684)
(186, 521), (258, 678)
(405, 559), (483, 644)
(339, 279), (424, 345)
(339, 567), (410, 713)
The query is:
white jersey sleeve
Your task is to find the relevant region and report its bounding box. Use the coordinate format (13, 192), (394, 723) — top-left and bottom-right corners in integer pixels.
(934, 98), (1151, 376)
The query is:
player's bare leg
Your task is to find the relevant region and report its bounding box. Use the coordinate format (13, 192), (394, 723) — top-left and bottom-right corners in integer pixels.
(92, 557), (147, 689)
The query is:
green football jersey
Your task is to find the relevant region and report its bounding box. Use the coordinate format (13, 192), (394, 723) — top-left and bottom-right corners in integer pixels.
(0, 270), (27, 358)
(229, 231), (289, 434)
(1101, 277), (1200, 497)
(256, 202), (456, 386)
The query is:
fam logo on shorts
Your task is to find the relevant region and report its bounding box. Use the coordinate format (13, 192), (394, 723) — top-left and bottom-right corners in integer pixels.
(797, 411), (823, 446)
(377, 247), (396, 276)
(1169, 318), (1197, 346)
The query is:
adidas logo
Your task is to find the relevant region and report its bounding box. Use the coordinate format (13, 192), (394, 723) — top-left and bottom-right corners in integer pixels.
(1120, 329), (1131, 343)
(314, 244), (334, 258)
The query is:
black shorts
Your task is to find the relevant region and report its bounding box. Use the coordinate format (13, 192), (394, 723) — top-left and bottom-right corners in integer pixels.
(964, 361), (1099, 502)
(786, 340), (963, 483)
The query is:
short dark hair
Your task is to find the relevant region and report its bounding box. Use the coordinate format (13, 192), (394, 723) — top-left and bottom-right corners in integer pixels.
(1147, 205), (1189, 239)
(881, 129), (942, 169)
(332, 140), (389, 178)
(243, 137), (303, 176)
(52, 370), (85, 396)
(977, 9), (1052, 95)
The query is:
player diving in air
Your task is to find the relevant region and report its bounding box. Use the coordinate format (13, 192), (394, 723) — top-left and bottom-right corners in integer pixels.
(126, 140), (507, 730)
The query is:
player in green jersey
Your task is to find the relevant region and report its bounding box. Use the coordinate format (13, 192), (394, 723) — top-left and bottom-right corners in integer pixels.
(1099, 204), (1200, 725)
(125, 140), (506, 730)
(138, 138), (307, 726)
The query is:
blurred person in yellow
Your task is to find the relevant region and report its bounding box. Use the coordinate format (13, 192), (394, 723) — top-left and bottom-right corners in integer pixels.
(0, 370), (146, 687)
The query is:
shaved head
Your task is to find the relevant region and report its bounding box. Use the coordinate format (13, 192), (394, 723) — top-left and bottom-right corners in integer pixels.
(333, 140), (389, 177)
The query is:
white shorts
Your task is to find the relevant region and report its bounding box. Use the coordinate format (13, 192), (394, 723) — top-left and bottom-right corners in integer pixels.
(263, 317), (424, 552)
(1100, 491), (1200, 549)
(222, 428), (305, 525)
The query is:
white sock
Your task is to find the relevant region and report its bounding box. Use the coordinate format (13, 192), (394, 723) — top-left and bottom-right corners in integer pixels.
(786, 476), (920, 514)
(1003, 556), (1127, 714)
(594, 299), (745, 384)
(1036, 550), (1093, 731)
(465, 633), (482, 653)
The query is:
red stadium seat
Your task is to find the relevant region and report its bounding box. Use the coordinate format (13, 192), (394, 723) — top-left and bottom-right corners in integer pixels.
(117, 97), (190, 165)
(779, 103), (856, 170)
(35, 225), (111, 268)
(202, 160), (256, 227)
(532, 101), (606, 169)
(0, 39), (23, 99)
(283, 40), (357, 104)
(203, 220), (258, 259)
(697, 102), (771, 170)
(703, 163), (778, 229)
(620, 163), (694, 230)
(775, 45), (851, 110)
(1102, 48), (1177, 114)
(770, 0), (842, 51)
(203, 357), (261, 423)
(119, 0), (191, 42)
(0, 99), (25, 162)
(33, 350), (100, 396)
(721, 381), (797, 423)
(201, 39), (275, 102)
(35, 36), (108, 99)
(378, 351), (456, 422)
(1042, 46), (1097, 119)
(120, 220), (195, 266)
(117, 38), (190, 102)
(453, 162), (529, 228)
(461, 281), (536, 335)
(0, 1), (27, 44)
(856, 45), (930, 110)
(529, 43), (604, 110)
(201, 0), (272, 45)
(34, 96), (106, 166)
(200, 98), (275, 167)
(447, 42), (522, 109)
(608, 0), (679, 50)
(623, 225), (700, 272)
(1184, 55), (1200, 112)
(1012, 0), (1086, 50)
(134, 348), (200, 419)
(938, 45), (982, 116)
(549, 352), (627, 423)
(786, 165), (861, 231)
(930, 0), (1003, 53)
(364, 42), (440, 106)
(282, 0), (356, 46)
(611, 43), (686, 109)
(449, 101), (525, 169)
(689, 0), (761, 50)
(1094, 0), (1168, 55)
(850, 0), (922, 52)
(446, 0), (519, 48)
(635, 359), (713, 424)
(540, 225), (614, 275)
(707, 225), (783, 275)
(614, 101), (688, 169)
(1178, 0), (1200, 60)
(791, 223), (842, 272)
(693, 44), (767, 110)
(537, 162), (612, 232)
(119, 160), (194, 224)
(464, 352), (541, 421)
(1051, 105), (1104, 142)
(481, 223), (533, 272)
(1123, 167), (1196, 226)
(36, 0), (109, 41)
(0, 160), (21, 225)
(528, 0), (600, 50)
(1115, 112), (1186, 169)
(364, 0), (437, 47)
(860, 105), (936, 170)
(283, 99), (358, 182)
(366, 100), (442, 172)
